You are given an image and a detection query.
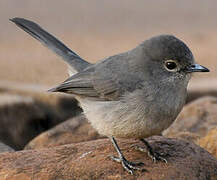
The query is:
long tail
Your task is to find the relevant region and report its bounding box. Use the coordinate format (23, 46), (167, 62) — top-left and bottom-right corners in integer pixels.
(10, 17), (91, 74)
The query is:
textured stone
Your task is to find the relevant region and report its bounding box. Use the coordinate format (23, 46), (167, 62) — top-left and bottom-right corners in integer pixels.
(0, 136), (217, 180)
(25, 114), (104, 150)
(198, 127), (217, 158)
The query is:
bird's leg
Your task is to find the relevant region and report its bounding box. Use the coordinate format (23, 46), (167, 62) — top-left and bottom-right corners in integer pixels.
(139, 139), (167, 163)
(109, 137), (145, 175)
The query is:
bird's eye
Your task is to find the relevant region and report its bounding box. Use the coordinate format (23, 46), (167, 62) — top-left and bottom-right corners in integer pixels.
(164, 60), (178, 72)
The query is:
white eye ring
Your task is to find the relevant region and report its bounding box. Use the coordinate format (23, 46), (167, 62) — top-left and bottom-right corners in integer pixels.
(164, 60), (179, 72)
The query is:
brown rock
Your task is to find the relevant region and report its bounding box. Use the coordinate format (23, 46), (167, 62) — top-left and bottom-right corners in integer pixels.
(0, 84), (82, 150)
(25, 114), (104, 150)
(166, 131), (200, 143)
(164, 96), (217, 140)
(0, 136), (217, 180)
(198, 127), (217, 158)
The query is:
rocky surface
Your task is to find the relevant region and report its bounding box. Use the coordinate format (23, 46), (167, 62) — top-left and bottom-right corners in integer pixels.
(198, 127), (217, 158)
(25, 114), (104, 150)
(165, 131), (201, 143)
(0, 85), (82, 150)
(0, 136), (217, 180)
(164, 96), (217, 139)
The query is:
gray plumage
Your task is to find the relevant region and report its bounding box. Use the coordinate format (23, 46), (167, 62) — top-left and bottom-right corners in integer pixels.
(48, 35), (208, 139)
(11, 18), (209, 174)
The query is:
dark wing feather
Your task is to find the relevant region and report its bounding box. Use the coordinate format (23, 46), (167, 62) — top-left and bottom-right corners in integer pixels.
(48, 66), (120, 100)
(48, 50), (145, 101)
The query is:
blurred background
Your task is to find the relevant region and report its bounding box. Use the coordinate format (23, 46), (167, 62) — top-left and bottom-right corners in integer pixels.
(0, 0), (217, 154)
(0, 0), (216, 86)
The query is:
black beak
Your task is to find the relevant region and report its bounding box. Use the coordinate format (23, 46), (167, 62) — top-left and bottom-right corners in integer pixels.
(186, 64), (210, 73)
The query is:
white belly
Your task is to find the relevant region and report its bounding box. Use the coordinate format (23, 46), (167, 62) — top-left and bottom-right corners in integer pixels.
(78, 98), (180, 139)
(77, 83), (186, 139)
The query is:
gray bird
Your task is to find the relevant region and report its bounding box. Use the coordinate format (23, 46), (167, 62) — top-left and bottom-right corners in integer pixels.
(11, 18), (209, 174)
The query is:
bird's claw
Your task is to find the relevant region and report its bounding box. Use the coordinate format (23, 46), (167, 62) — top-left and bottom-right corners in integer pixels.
(134, 145), (167, 163)
(110, 155), (145, 175)
(147, 151), (167, 163)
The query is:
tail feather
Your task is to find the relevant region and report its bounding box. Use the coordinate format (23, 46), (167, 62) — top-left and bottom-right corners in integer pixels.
(10, 17), (91, 74)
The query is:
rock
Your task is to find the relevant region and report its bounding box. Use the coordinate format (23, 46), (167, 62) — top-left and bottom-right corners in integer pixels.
(25, 114), (104, 150)
(164, 96), (217, 140)
(165, 131), (200, 143)
(198, 127), (217, 158)
(0, 142), (14, 153)
(187, 78), (217, 103)
(0, 84), (82, 150)
(0, 136), (217, 180)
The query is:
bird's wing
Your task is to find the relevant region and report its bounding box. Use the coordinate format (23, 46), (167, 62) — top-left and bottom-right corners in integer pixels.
(49, 65), (121, 101)
(10, 17), (91, 75)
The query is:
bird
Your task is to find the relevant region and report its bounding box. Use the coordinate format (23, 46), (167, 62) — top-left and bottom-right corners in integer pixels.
(11, 18), (209, 174)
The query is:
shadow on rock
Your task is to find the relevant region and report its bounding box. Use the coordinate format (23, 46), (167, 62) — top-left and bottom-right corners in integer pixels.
(0, 86), (82, 150)
(25, 114), (105, 150)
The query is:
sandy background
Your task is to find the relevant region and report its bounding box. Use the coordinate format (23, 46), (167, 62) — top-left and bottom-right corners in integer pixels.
(0, 0), (216, 86)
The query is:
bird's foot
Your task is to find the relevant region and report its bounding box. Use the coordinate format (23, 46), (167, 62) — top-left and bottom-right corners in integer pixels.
(134, 141), (167, 163)
(110, 155), (145, 175)
(146, 149), (167, 163)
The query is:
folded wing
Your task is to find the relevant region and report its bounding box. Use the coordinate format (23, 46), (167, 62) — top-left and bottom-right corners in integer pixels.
(49, 66), (120, 101)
